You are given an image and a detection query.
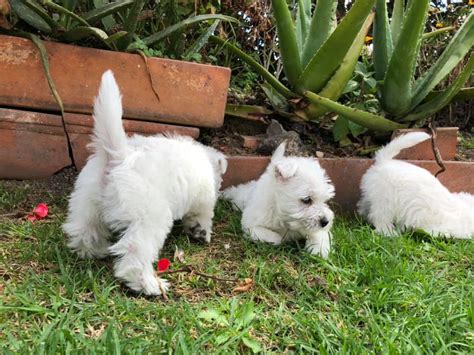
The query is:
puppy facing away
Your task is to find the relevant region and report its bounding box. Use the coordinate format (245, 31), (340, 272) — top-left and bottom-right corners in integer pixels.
(223, 143), (335, 258)
(63, 71), (227, 295)
(358, 132), (474, 239)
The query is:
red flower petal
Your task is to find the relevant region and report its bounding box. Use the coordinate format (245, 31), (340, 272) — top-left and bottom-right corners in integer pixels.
(157, 258), (171, 272)
(33, 203), (48, 219)
(27, 214), (37, 222)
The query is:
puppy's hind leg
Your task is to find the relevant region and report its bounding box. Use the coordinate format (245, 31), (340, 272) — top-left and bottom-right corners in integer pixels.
(63, 156), (111, 259)
(367, 203), (397, 237)
(109, 215), (172, 296)
(247, 226), (283, 245)
(183, 196), (216, 243)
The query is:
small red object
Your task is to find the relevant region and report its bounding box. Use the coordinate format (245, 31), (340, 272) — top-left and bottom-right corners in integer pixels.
(33, 203), (48, 218)
(157, 258), (171, 272)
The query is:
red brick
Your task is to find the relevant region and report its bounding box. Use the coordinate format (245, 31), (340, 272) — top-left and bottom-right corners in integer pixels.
(0, 35), (230, 128)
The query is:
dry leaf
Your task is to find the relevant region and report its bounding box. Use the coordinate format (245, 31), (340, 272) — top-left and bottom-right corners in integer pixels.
(0, 283), (4, 294)
(232, 278), (254, 293)
(86, 324), (106, 339)
(316, 151), (324, 158)
(174, 245), (185, 263)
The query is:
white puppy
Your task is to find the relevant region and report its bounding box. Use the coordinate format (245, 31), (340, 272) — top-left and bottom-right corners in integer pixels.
(223, 143), (335, 258)
(358, 132), (474, 239)
(63, 71), (227, 295)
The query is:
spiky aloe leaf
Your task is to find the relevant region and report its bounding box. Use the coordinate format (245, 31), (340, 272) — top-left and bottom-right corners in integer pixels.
(209, 36), (295, 99)
(390, 0), (405, 47)
(116, 0), (146, 51)
(297, 12), (375, 119)
(10, 0), (58, 33)
(410, 12), (474, 111)
(401, 55), (474, 122)
(183, 20), (220, 60)
(41, 0), (90, 27)
(62, 26), (109, 43)
(295, 0), (311, 57)
(381, 0), (429, 116)
(296, 0), (376, 94)
(83, 0), (134, 24)
(272, 0), (303, 87)
(225, 104), (272, 120)
(304, 91), (406, 131)
(300, 0), (337, 67)
(373, 0), (393, 81)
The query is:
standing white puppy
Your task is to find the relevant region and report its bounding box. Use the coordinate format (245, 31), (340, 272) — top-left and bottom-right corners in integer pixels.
(358, 132), (474, 239)
(223, 143), (335, 258)
(63, 71), (227, 295)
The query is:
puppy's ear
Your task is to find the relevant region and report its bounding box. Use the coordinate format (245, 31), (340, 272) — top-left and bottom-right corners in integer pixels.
(271, 141), (286, 162)
(275, 161), (297, 181)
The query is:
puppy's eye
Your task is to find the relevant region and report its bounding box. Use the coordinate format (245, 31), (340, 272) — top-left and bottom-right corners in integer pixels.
(301, 196), (313, 205)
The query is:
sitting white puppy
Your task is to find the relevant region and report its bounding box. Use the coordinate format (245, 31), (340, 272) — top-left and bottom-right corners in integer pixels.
(358, 132), (474, 239)
(223, 143), (335, 258)
(63, 71), (227, 296)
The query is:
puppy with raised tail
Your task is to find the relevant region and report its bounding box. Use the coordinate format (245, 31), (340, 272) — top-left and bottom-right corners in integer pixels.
(63, 71), (227, 295)
(358, 132), (474, 239)
(223, 143), (335, 258)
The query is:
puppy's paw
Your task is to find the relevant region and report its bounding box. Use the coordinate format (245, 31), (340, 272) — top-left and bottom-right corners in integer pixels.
(306, 243), (330, 259)
(305, 231), (331, 259)
(140, 274), (170, 296)
(185, 223), (211, 243)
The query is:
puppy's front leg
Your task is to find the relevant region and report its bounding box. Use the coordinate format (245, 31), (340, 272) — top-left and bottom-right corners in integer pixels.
(247, 226), (283, 245)
(306, 230), (331, 259)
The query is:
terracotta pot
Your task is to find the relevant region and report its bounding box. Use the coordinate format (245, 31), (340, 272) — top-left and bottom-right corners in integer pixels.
(0, 108), (199, 178)
(0, 34), (230, 128)
(222, 156), (474, 214)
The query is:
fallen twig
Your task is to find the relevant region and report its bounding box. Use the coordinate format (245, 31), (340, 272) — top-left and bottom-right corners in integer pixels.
(428, 121), (446, 177)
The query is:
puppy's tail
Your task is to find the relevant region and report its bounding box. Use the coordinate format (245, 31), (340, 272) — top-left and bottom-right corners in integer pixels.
(375, 132), (431, 162)
(91, 70), (128, 161)
(221, 182), (255, 211)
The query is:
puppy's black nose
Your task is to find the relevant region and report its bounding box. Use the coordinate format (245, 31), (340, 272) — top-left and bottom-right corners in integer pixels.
(320, 217), (329, 228)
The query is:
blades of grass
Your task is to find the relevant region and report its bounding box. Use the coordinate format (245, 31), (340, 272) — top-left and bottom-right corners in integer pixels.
(381, 0), (429, 116)
(209, 36), (295, 99)
(9, 0), (56, 33)
(304, 91), (406, 131)
(373, 0), (393, 81)
(62, 26), (109, 43)
(296, 0), (376, 94)
(301, 0), (337, 67)
(183, 20), (220, 60)
(271, 0), (303, 87)
(137, 14), (238, 48)
(295, 0), (311, 57)
(41, 0), (90, 27)
(401, 55), (474, 123)
(299, 12), (374, 119)
(390, 0), (405, 46)
(410, 12), (474, 110)
(116, 0), (146, 51)
(83, 0), (134, 24)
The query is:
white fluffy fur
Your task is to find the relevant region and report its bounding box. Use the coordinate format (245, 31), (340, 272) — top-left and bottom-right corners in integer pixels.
(63, 70), (227, 295)
(223, 143), (335, 258)
(358, 132), (474, 239)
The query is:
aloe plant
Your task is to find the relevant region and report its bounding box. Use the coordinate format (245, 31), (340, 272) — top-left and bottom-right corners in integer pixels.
(212, 0), (380, 123)
(308, 0), (474, 131)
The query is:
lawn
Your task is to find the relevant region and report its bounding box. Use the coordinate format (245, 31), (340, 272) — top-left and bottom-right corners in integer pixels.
(0, 175), (473, 353)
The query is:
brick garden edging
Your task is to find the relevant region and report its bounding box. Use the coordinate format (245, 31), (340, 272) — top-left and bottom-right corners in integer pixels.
(222, 156), (474, 214)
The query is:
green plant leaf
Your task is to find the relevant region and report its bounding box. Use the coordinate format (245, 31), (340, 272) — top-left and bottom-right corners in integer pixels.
(198, 309), (229, 326)
(10, 0), (56, 33)
(62, 26), (109, 43)
(209, 36), (295, 99)
(373, 0), (393, 81)
(298, 12), (374, 119)
(41, 0), (90, 27)
(183, 20), (220, 60)
(138, 14), (237, 48)
(271, 0), (303, 87)
(390, 0), (405, 46)
(304, 91), (406, 131)
(295, 0), (312, 58)
(410, 12), (474, 111)
(242, 336), (263, 354)
(422, 26), (455, 40)
(215, 333), (231, 345)
(260, 83), (289, 111)
(332, 116), (350, 142)
(116, 0), (146, 51)
(84, 0), (134, 24)
(225, 104), (273, 120)
(296, 0), (376, 94)
(381, 0), (429, 115)
(301, 0), (338, 67)
(401, 54), (474, 123)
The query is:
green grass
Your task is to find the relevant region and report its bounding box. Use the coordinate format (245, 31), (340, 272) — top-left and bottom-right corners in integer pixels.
(0, 181), (473, 353)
